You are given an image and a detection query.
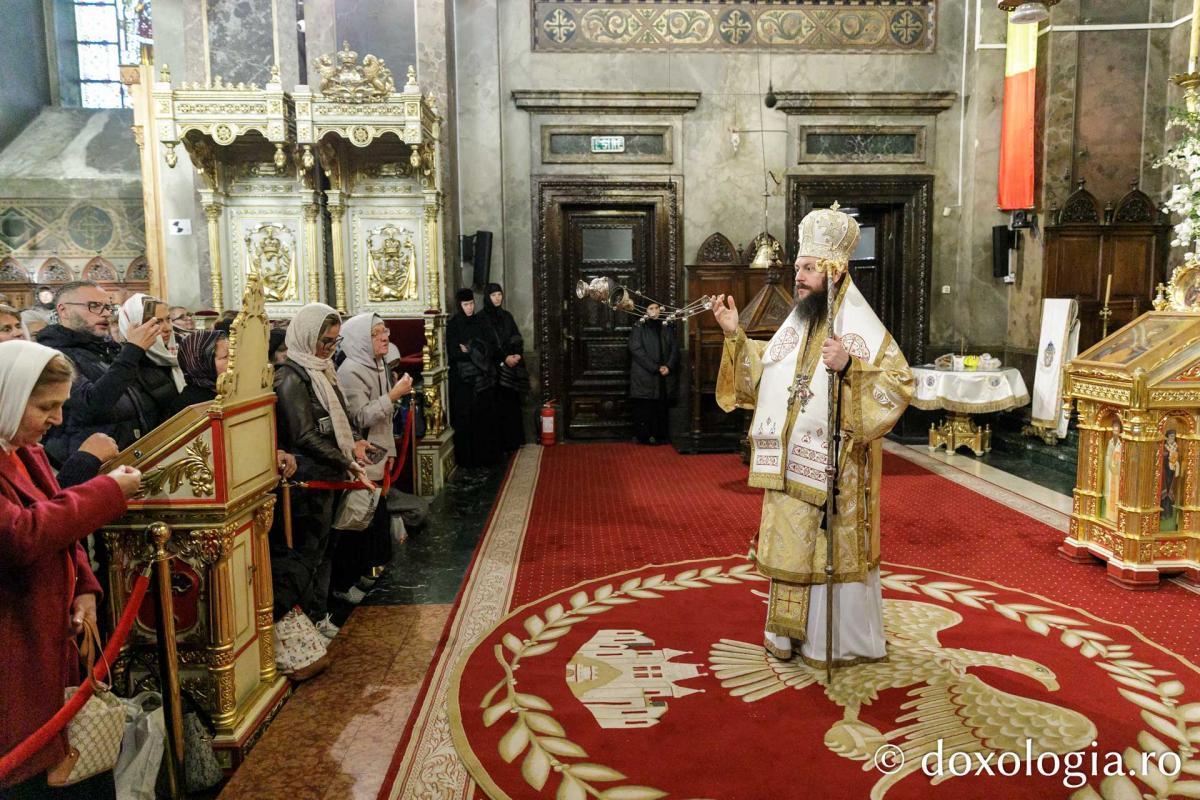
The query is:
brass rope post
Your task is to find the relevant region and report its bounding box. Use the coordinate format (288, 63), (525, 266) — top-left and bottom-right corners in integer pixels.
(149, 522), (185, 799)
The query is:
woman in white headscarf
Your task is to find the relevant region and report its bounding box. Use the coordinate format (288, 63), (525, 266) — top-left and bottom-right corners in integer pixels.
(115, 294), (184, 432)
(329, 313), (412, 603)
(273, 303), (371, 638)
(0, 340), (142, 797)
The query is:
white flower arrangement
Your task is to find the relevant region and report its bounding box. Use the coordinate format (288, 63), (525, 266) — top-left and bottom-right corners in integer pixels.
(1157, 110), (1200, 251)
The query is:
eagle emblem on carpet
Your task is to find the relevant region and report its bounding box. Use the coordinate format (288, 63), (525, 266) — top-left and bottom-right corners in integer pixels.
(709, 599), (1097, 798)
(446, 557), (1200, 800)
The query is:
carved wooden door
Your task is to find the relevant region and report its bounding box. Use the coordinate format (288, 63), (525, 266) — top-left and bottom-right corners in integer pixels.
(844, 204), (903, 335)
(562, 206), (655, 439)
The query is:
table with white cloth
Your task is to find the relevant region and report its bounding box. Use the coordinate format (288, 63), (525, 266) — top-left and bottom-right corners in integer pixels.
(911, 367), (1030, 456)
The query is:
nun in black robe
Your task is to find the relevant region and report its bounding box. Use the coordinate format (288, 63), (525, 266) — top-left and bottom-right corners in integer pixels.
(481, 283), (528, 452)
(446, 288), (502, 467)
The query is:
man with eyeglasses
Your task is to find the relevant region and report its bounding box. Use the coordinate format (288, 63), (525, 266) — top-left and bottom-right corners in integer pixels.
(36, 281), (164, 467)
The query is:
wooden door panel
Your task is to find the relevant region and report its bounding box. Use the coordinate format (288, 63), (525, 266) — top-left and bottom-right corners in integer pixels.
(564, 208), (653, 438)
(1050, 236), (1101, 297)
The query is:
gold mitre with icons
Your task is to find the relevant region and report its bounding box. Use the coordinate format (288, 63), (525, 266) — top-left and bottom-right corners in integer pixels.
(797, 202), (861, 278)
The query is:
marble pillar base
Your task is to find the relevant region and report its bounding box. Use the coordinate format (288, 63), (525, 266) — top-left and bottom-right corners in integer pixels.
(415, 429), (456, 497)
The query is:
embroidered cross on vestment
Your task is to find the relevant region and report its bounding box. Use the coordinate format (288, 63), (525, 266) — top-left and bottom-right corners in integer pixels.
(787, 373), (814, 413)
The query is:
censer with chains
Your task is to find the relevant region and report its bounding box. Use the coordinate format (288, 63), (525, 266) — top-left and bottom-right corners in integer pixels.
(574, 277), (713, 324)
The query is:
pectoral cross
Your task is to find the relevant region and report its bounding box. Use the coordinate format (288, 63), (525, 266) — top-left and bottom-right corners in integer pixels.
(787, 373), (814, 413)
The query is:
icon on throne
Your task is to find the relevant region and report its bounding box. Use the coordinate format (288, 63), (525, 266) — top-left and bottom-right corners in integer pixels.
(244, 223), (297, 303)
(367, 225), (418, 302)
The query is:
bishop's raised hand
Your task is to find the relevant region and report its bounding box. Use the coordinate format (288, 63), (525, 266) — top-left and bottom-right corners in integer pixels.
(711, 294), (739, 335)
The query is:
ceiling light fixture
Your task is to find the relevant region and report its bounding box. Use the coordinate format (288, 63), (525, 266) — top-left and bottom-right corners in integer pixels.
(997, 0), (1059, 25)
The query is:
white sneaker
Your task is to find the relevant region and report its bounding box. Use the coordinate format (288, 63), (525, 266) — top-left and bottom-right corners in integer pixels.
(333, 586), (367, 605)
(315, 615), (340, 640)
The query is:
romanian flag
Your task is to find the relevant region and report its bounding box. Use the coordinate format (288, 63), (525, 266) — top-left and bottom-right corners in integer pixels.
(998, 17), (1038, 210)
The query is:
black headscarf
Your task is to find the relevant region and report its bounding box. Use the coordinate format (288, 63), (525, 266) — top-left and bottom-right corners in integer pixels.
(455, 288), (475, 305)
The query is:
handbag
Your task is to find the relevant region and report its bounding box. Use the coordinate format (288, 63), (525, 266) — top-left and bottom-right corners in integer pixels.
(46, 618), (126, 787)
(273, 606), (330, 681)
(334, 486), (382, 531)
(182, 712), (223, 792)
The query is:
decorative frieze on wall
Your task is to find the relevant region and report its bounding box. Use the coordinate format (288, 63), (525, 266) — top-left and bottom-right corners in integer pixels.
(531, 0), (936, 53)
(0, 199), (147, 280)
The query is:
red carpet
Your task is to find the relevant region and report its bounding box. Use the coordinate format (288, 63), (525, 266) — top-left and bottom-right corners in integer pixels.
(379, 444), (1200, 800)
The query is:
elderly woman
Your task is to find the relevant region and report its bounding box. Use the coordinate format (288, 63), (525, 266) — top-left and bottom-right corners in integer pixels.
(0, 304), (23, 343)
(0, 341), (142, 798)
(328, 314), (413, 602)
(274, 304), (371, 639)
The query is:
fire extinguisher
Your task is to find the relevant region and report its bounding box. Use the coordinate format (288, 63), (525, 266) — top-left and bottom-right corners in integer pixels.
(540, 400), (557, 447)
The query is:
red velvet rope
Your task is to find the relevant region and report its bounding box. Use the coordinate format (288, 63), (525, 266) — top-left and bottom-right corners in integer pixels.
(302, 406), (414, 494)
(0, 569), (153, 783)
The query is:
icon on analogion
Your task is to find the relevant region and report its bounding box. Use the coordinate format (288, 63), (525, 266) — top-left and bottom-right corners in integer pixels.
(244, 223), (297, 303)
(367, 225), (418, 301)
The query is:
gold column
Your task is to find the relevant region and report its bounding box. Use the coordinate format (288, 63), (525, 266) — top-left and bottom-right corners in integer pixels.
(1173, 0), (1200, 112)
(202, 526), (238, 730)
(329, 202), (347, 311)
(203, 203), (225, 310)
(1069, 400), (1105, 543)
(1180, 428), (1200, 534)
(1111, 409), (1163, 564)
(424, 202), (442, 312)
(304, 202), (321, 303)
(123, 63), (167, 300)
(252, 498), (277, 683)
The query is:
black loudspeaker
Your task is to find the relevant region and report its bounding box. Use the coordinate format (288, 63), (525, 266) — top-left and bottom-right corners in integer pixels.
(992, 226), (1015, 278)
(472, 230), (493, 289)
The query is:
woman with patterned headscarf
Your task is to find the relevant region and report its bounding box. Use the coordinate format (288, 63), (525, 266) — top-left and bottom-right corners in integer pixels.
(273, 304), (372, 639)
(173, 329), (228, 410)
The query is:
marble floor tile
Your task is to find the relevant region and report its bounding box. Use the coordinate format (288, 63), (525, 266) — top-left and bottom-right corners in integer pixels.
(218, 604), (452, 800)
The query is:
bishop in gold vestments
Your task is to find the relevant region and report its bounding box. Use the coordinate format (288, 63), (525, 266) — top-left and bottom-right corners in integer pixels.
(714, 206), (913, 666)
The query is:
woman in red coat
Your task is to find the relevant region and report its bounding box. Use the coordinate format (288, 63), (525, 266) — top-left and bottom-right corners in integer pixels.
(0, 340), (142, 798)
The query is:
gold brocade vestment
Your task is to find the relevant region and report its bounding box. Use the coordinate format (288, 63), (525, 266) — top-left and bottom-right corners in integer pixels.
(715, 294), (913, 653)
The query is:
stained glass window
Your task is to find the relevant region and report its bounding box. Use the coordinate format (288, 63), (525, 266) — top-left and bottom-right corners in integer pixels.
(73, 0), (146, 108)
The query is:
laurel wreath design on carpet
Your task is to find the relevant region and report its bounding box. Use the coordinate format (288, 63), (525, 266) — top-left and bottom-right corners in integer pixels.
(478, 564), (765, 800)
(876, 572), (1200, 800)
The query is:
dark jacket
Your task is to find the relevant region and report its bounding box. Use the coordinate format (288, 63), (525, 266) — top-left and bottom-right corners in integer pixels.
(36, 324), (150, 465)
(628, 320), (680, 401)
(447, 312), (497, 394)
(482, 305), (530, 393)
(173, 384), (217, 414)
(0, 446), (127, 787)
(274, 359), (354, 482)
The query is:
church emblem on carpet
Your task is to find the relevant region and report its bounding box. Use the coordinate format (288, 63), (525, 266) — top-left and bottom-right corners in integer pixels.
(566, 630), (706, 729)
(449, 557), (1200, 799)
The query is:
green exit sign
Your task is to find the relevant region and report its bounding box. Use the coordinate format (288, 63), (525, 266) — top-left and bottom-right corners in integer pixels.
(590, 135), (626, 153)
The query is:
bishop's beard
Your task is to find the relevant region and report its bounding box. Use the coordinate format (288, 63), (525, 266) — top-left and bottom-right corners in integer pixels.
(793, 286), (828, 325)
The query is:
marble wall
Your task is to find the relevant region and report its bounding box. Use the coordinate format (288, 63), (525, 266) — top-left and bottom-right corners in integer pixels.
(1007, 0), (1179, 353)
(0, 0), (51, 149)
(455, 0), (981, 363)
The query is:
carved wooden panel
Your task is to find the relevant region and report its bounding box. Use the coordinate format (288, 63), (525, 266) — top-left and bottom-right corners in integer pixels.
(1044, 183), (1169, 351)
